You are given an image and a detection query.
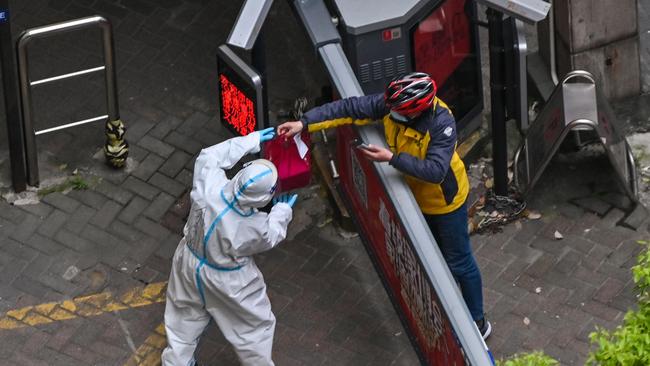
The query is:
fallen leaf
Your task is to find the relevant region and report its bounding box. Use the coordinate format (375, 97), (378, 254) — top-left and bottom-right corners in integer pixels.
(485, 178), (494, 189)
(526, 210), (542, 220)
(554, 230), (564, 240)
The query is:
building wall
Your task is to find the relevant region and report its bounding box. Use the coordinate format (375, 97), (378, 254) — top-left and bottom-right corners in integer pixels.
(639, 0), (650, 93)
(552, 0), (640, 99)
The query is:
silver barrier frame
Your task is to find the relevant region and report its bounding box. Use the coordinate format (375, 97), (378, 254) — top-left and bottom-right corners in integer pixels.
(17, 15), (120, 186)
(514, 70), (638, 200)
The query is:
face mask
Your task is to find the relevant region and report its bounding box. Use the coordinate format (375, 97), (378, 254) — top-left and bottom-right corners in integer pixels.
(390, 110), (416, 124)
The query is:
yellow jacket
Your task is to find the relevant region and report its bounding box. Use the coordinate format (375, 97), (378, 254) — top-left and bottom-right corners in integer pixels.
(302, 94), (469, 215)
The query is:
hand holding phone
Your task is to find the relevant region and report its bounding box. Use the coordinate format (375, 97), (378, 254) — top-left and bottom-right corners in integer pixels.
(352, 139), (371, 150)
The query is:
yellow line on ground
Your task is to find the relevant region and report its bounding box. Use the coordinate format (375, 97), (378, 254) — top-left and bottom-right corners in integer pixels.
(0, 281), (168, 330)
(123, 323), (166, 366)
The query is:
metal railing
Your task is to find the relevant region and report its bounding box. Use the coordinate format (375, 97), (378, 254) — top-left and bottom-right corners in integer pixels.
(17, 15), (127, 186)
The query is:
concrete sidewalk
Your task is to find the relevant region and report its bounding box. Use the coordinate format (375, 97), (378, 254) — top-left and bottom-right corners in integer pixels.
(0, 0), (648, 365)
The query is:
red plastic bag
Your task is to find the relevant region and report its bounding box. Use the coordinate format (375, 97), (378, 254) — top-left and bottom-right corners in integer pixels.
(263, 131), (311, 192)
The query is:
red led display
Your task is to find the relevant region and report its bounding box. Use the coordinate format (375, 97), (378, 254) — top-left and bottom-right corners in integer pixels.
(219, 74), (256, 136)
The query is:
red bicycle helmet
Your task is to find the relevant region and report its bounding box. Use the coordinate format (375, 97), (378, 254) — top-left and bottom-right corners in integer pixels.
(384, 72), (437, 116)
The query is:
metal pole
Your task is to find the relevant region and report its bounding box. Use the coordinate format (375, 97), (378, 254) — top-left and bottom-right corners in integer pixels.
(0, 1), (27, 192)
(487, 8), (508, 196)
(251, 30), (268, 129)
(99, 19), (118, 121)
(99, 17), (128, 168)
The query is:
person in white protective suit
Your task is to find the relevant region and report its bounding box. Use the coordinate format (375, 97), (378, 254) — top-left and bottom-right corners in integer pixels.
(161, 127), (297, 366)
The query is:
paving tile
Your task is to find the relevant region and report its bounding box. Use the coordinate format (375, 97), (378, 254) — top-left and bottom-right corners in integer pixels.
(64, 204), (97, 234)
(66, 189), (108, 210)
(36, 209), (69, 238)
(137, 135), (175, 158)
(164, 131), (203, 155)
(159, 150), (192, 178)
(9, 212), (42, 243)
(95, 179), (134, 205)
(41, 192), (81, 214)
(89, 199), (123, 229)
(18, 202), (53, 219)
(118, 195), (150, 223)
(571, 196), (612, 216)
(122, 176), (160, 200)
(132, 152), (165, 181)
(148, 172), (186, 196)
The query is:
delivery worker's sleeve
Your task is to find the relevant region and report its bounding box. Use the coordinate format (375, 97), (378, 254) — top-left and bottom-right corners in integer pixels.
(389, 113), (457, 184)
(225, 203), (293, 257)
(301, 93), (388, 133)
(191, 132), (262, 207)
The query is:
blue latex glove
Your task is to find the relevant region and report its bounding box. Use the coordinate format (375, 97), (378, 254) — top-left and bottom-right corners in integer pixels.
(272, 193), (298, 207)
(259, 127), (276, 142)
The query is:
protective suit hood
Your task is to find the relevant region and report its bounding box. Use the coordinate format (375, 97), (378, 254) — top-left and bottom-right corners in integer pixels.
(226, 159), (278, 208)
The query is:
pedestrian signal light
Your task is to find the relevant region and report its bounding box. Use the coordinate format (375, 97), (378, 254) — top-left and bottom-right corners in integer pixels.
(216, 45), (266, 136)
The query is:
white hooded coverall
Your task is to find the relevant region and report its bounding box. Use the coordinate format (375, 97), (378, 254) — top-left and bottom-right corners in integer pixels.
(162, 132), (293, 366)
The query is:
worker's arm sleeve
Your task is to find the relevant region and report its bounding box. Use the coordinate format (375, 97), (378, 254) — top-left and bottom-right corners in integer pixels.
(191, 132), (261, 207)
(389, 115), (457, 184)
(227, 203), (293, 256)
(301, 93), (388, 133)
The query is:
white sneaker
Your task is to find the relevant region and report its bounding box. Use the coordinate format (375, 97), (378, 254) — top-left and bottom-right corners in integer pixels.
(476, 318), (492, 340)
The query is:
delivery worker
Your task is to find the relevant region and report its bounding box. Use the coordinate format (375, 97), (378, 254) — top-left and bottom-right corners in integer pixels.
(278, 72), (491, 339)
(162, 127), (298, 366)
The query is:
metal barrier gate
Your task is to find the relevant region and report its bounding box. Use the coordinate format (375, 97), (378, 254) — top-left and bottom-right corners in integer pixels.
(17, 15), (128, 186)
(514, 70), (638, 200)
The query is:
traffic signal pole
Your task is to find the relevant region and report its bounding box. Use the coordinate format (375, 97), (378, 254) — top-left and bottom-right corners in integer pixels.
(0, 0), (27, 193)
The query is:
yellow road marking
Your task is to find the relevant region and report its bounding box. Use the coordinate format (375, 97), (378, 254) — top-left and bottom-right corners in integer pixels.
(0, 281), (167, 330)
(123, 323), (166, 366)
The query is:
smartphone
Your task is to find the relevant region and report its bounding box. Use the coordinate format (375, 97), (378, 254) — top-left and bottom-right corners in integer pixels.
(352, 139), (371, 150)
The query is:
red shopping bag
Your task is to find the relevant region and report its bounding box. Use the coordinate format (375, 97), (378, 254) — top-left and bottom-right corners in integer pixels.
(263, 131), (311, 192)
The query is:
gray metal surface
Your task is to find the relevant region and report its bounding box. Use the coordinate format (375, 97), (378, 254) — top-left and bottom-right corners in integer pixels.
(475, 0), (550, 23)
(293, 0), (340, 49)
(514, 19), (528, 130)
(16, 15), (119, 186)
(226, 0), (273, 50)
(562, 72), (597, 130)
(331, 0), (429, 35)
(317, 43), (364, 98)
(504, 17), (529, 131)
(514, 70), (638, 200)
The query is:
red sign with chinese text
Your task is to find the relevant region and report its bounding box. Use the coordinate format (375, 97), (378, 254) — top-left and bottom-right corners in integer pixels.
(336, 125), (467, 365)
(219, 74), (257, 136)
(413, 0), (471, 87)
